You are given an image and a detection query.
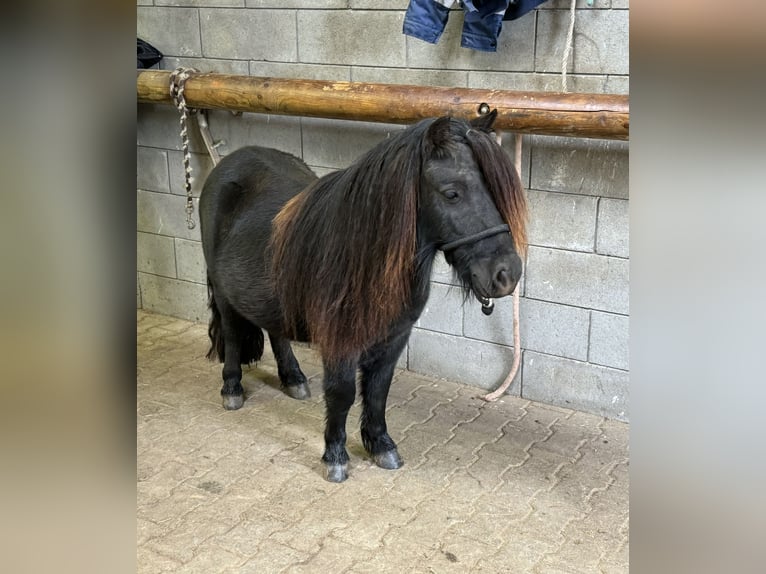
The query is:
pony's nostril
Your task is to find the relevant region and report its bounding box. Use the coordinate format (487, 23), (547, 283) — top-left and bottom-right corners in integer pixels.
(495, 267), (510, 289)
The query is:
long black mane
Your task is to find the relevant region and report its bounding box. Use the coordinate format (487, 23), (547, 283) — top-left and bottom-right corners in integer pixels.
(271, 117), (527, 361)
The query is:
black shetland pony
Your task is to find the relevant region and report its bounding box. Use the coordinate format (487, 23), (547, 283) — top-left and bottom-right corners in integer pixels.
(199, 110), (527, 482)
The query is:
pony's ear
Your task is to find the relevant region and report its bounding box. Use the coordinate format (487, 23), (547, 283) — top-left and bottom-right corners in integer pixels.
(470, 109), (498, 133)
(426, 116), (453, 149)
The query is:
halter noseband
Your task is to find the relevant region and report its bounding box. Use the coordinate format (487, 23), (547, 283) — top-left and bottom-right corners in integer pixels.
(439, 223), (511, 317)
(439, 224), (510, 253)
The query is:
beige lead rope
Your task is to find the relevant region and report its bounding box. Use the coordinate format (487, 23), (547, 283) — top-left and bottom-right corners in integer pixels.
(483, 1), (574, 400)
(482, 132), (523, 402)
(483, 0), (576, 400)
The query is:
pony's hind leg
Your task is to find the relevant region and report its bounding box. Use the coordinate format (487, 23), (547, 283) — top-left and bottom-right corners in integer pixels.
(219, 318), (244, 410)
(267, 333), (311, 400)
(206, 288), (245, 410)
(321, 358), (358, 482)
(358, 333), (409, 471)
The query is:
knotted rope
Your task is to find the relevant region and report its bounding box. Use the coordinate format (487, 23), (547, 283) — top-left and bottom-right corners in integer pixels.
(169, 67), (200, 230)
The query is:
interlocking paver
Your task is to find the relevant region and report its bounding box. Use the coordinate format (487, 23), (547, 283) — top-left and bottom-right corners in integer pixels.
(137, 310), (628, 572)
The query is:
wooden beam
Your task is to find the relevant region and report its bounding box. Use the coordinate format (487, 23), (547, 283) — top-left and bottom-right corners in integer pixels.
(138, 70), (628, 140)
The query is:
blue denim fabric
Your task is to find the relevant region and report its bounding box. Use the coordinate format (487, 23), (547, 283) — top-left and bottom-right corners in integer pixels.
(403, 0), (510, 53)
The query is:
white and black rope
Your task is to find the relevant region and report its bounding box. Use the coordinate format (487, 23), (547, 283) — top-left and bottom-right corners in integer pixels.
(169, 67), (200, 230)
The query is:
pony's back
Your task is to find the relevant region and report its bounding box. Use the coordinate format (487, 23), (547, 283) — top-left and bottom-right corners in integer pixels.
(199, 146), (317, 268)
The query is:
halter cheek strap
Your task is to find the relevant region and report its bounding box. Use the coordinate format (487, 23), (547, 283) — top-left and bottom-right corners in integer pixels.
(439, 224), (510, 253)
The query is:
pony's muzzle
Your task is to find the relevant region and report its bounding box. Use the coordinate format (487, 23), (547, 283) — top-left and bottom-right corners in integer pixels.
(471, 254), (522, 300)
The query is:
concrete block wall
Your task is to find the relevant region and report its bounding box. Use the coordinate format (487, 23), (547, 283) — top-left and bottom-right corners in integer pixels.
(137, 0), (629, 420)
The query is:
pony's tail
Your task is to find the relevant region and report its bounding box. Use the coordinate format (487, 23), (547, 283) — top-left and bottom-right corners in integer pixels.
(206, 277), (264, 365)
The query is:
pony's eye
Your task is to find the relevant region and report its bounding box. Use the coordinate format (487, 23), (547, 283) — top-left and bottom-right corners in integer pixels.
(443, 188), (460, 201)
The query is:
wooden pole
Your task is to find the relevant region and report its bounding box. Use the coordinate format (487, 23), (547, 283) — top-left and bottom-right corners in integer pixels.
(138, 70), (628, 140)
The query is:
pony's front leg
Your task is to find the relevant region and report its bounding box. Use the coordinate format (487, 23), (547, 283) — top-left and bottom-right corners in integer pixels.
(321, 357), (358, 482)
(359, 331), (409, 471)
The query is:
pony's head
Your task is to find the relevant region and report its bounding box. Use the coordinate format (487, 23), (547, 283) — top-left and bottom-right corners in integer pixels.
(418, 111), (528, 306)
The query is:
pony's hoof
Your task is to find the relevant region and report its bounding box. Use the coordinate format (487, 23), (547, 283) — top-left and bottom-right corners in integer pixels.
(283, 382), (311, 400)
(325, 463), (348, 483)
(222, 394), (244, 410)
(373, 450), (403, 470)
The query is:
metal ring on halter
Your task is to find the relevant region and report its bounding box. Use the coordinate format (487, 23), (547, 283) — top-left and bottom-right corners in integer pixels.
(440, 224), (510, 253)
(481, 298), (495, 316)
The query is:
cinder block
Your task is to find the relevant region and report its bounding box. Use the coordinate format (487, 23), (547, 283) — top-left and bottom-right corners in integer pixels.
(138, 232), (177, 278)
(530, 135), (629, 199)
(157, 1), (243, 7)
(463, 294), (515, 348)
(408, 329), (520, 394)
(611, 1), (629, 9)
(350, 0), (409, 8)
(525, 247), (628, 314)
(175, 239), (207, 284)
(465, 296), (590, 361)
(536, 9), (628, 75)
(596, 198), (629, 258)
(249, 61), (351, 81)
(139, 272), (209, 323)
(168, 151), (214, 199)
(416, 283), (465, 337)
(298, 11), (406, 67)
(351, 67), (468, 88)
(247, 0), (347, 7)
(589, 311), (628, 370)
(523, 351), (628, 420)
(137, 147), (170, 193)
(138, 104), (207, 153)
(605, 75), (629, 94)
(406, 8), (536, 72)
(137, 0), (153, 7)
(137, 7), (202, 58)
(160, 56), (249, 75)
(468, 71), (613, 95)
(137, 273), (142, 308)
(540, 1), (613, 8)
(527, 190), (597, 252)
(200, 9), (297, 61)
(137, 189), (202, 242)
(200, 110), (303, 159)
(301, 117), (404, 169)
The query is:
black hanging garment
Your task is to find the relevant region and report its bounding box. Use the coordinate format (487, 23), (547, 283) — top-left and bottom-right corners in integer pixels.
(137, 38), (163, 69)
(502, 0), (548, 21)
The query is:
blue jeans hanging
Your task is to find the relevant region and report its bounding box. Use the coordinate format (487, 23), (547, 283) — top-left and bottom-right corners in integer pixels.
(403, 0), (510, 53)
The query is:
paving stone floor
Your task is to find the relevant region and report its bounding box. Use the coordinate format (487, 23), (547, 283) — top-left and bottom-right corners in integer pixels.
(137, 310), (629, 573)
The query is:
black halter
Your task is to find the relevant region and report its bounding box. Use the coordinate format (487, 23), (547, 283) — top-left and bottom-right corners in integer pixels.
(439, 223), (510, 317)
(439, 224), (510, 253)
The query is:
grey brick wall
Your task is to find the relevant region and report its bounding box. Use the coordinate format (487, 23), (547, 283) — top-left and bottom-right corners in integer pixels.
(137, 1), (629, 420)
